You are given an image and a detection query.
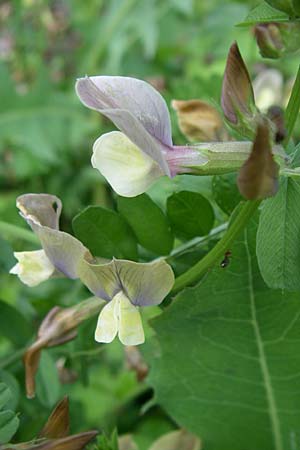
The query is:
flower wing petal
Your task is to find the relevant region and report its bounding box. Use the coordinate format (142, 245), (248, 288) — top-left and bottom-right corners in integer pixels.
(92, 132), (163, 197)
(115, 259), (175, 307)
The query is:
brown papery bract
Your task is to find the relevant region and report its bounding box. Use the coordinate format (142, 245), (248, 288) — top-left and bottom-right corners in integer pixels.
(237, 119), (279, 199)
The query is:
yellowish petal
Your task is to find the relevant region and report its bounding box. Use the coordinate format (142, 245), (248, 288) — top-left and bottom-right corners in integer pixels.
(91, 131), (163, 197)
(117, 292), (145, 346)
(94, 296), (118, 343)
(10, 249), (55, 287)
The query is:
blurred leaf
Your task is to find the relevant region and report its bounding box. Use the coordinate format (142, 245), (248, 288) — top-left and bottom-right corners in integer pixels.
(0, 384), (11, 410)
(212, 173), (242, 215)
(0, 64), (91, 179)
(0, 371), (20, 412)
(73, 206), (138, 260)
(257, 177), (300, 291)
(0, 299), (32, 346)
(238, 1), (289, 26)
(146, 218), (300, 449)
(117, 194), (174, 255)
(36, 352), (60, 408)
(166, 191), (214, 239)
(0, 410), (19, 444)
(0, 238), (14, 273)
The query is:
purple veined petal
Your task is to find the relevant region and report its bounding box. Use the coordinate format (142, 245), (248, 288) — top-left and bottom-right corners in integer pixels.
(77, 258), (120, 302)
(17, 193), (62, 229)
(75, 76), (172, 176)
(114, 259), (175, 307)
(16, 194), (91, 279)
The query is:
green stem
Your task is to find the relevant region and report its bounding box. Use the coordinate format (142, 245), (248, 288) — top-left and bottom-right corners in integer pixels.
(0, 221), (39, 245)
(166, 223), (227, 261)
(172, 200), (261, 294)
(0, 346), (27, 369)
(285, 63), (300, 144)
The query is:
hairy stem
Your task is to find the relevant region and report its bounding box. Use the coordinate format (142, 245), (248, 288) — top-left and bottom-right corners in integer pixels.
(172, 200), (261, 293)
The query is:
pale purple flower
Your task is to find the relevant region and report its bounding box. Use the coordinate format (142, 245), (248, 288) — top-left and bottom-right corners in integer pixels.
(76, 76), (253, 197)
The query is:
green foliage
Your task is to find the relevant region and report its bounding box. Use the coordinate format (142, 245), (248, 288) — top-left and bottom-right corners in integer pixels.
(238, 1), (289, 26)
(166, 191), (214, 239)
(146, 218), (300, 450)
(117, 194), (174, 255)
(36, 352), (61, 408)
(257, 177), (300, 291)
(0, 299), (32, 346)
(0, 383), (19, 444)
(73, 206), (138, 260)
(212, 173), (243, 215)
(1, 1), (300, 449)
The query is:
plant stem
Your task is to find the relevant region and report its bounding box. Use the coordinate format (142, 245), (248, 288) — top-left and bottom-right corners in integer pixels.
(0, 346), (27, 369)
(0, 221), (39, 244)
(285, 63), (300, 144)
(172, 200), (261, 294)
(166, 223), (227, 261)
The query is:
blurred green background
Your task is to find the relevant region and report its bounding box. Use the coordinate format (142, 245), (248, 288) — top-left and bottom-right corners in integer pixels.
(0, 0), (298, 447)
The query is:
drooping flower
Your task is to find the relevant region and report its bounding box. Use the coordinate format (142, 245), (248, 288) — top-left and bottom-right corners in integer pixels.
(75, 75), (256, 197)
(79, 257), (174, 345)
(10, 194), (174, 346)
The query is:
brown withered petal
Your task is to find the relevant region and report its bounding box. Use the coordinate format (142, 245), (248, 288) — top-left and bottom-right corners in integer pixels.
(125, 346), (148, 382)
(24, 307), (77, 399)
(23, 297), (103, 399)
(32, 431), (98, 450)
(149, 429), (201, 450)
(221, 42), (255, 124)
(171, 99), (225, 142)
(237, 120), (279, 200)
(39, 397), (70, 439)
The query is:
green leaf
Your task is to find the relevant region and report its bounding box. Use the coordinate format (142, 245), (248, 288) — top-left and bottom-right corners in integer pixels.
(0, 299), (32, 346)
(0, 410), (19, 444)
(212, 173), (243, 214)
(73, 206), (138, 260)
(0, 372), (19, 412)
(36, 352), (60, 408)
(237, 1), (289, 26)
(285, 63), (300, 143)
(146, 218), (300, 450)
(0, 384), (11, 410)
(166, 191), (214, 239)
(117, 194), (174, 255)
(257, 177), (300, 291)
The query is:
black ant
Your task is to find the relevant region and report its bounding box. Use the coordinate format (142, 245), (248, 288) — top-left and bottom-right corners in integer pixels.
(220, 250), (232, 268)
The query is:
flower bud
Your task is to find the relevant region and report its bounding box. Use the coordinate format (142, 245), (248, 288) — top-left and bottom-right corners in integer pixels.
(221, 42), (258, 138)
(255, 22), (300, 59)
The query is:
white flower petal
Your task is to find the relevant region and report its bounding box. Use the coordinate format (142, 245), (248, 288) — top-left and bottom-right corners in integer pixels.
(10, 250), (55, 287)
(117, 292), (145, 346)
(94, 296), (118, 343)
(92, 131), (164, 197)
